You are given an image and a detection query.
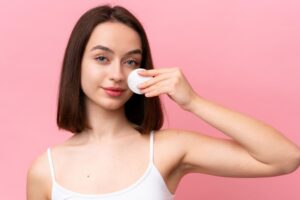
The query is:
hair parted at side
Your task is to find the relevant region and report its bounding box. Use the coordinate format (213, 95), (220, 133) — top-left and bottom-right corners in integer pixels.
(56, 4), (165, 135)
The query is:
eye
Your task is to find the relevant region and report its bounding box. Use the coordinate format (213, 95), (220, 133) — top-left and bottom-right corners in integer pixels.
(126, 59), (140, 67)
(95, 56), (108, 63)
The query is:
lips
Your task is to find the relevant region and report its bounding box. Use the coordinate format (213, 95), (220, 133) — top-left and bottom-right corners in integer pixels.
(103, 87), (126, 97)
(103, 87), (125, 91)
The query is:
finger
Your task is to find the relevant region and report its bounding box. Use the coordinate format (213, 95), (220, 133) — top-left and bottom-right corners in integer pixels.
(144, 81), (170, 97)
(141, 79), (171, 96)
(138, 72), (169, 89)
(138, 68), (173, 77)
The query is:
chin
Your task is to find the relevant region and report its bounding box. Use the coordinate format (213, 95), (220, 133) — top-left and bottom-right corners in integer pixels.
(91, 90), (133, 110)
(101, 98), (128, 110)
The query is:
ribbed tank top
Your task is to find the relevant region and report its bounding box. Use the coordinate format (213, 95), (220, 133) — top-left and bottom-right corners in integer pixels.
(47, 130), (176, 200)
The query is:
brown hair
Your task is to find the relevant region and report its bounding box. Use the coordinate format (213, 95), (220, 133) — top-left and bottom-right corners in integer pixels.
(56, 4), (164, 135)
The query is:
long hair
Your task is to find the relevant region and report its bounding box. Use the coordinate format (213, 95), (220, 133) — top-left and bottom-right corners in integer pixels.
(56, 4), (164, 135)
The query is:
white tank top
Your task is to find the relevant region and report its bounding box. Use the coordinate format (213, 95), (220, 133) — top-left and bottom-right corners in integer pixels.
(47, 130), (175, 200)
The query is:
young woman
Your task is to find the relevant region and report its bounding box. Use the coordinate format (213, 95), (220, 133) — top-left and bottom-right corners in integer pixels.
(26, 4), (300, 200)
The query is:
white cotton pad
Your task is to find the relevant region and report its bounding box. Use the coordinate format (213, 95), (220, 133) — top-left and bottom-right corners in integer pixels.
(127, 68), (152, 94)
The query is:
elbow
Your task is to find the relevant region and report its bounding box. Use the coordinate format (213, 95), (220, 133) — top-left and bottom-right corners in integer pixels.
(276, 150), (300, 175)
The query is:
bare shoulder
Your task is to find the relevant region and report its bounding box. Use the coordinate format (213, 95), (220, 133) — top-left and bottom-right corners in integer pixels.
(154, 128), (191, 151)
(155, 128), (200, 142)
(26, 151), (51, 200)
(153, 128), (202, 193)
(154, 128), (222, 174)
(153, 128), (191, 174)
(154, 128), (197, 153)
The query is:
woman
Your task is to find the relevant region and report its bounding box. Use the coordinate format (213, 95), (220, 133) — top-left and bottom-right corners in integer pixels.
(26, 4), (300, 200)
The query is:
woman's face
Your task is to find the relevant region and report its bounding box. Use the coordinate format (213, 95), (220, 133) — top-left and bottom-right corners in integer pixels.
(81, 21), (142, 110)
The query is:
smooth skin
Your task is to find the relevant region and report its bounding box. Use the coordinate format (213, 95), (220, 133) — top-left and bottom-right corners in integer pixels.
(27, 21), (300, 200)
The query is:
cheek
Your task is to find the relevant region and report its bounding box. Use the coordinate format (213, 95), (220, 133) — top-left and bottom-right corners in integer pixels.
(81, 63), (105, 90)
(125, 68), (136, 78)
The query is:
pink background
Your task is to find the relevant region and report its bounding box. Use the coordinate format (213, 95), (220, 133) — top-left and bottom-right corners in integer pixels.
(0, 0), (299, 199)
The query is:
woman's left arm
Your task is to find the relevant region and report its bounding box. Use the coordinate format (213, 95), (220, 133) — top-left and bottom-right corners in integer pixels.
(138, 67), (300, 174)
(183, 94), (300, 173)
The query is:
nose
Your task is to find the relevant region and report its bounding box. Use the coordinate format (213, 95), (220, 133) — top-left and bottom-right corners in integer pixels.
(109, 62), (126, 82)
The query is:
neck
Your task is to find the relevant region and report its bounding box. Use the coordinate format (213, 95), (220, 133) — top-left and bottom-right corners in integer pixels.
(79, 98), (138, 143)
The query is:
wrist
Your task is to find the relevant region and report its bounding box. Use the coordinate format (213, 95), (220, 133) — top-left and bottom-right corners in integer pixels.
(183, 92), (204, 112)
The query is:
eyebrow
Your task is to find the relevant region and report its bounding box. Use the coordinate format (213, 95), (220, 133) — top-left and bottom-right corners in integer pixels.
(90, 45), (142, 56)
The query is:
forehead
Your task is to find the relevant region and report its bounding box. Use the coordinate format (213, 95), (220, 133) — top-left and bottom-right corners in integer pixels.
(86, 21), (142, 52)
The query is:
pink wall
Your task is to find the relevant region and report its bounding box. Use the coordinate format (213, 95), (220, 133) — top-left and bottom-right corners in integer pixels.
(0, 0), (299, 199)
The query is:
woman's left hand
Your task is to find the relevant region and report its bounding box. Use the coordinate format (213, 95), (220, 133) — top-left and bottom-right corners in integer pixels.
(137, 67), (198, 111)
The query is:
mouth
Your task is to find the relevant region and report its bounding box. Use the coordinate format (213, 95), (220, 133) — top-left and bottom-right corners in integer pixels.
(103, 87), (126, 91)
(103, 88), (125, 97)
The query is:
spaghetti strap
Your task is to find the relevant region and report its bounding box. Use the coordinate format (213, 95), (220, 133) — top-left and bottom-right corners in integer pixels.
(47, 147), (56, 183)
(150, 130), (154, 164)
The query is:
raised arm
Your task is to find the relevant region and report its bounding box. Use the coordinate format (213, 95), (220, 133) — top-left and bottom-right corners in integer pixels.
(178, 95), (300, 177)
(138, 67), (300, 177)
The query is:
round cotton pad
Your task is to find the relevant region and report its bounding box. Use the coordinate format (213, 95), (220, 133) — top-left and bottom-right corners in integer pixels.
(127, 68), (152, 94)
